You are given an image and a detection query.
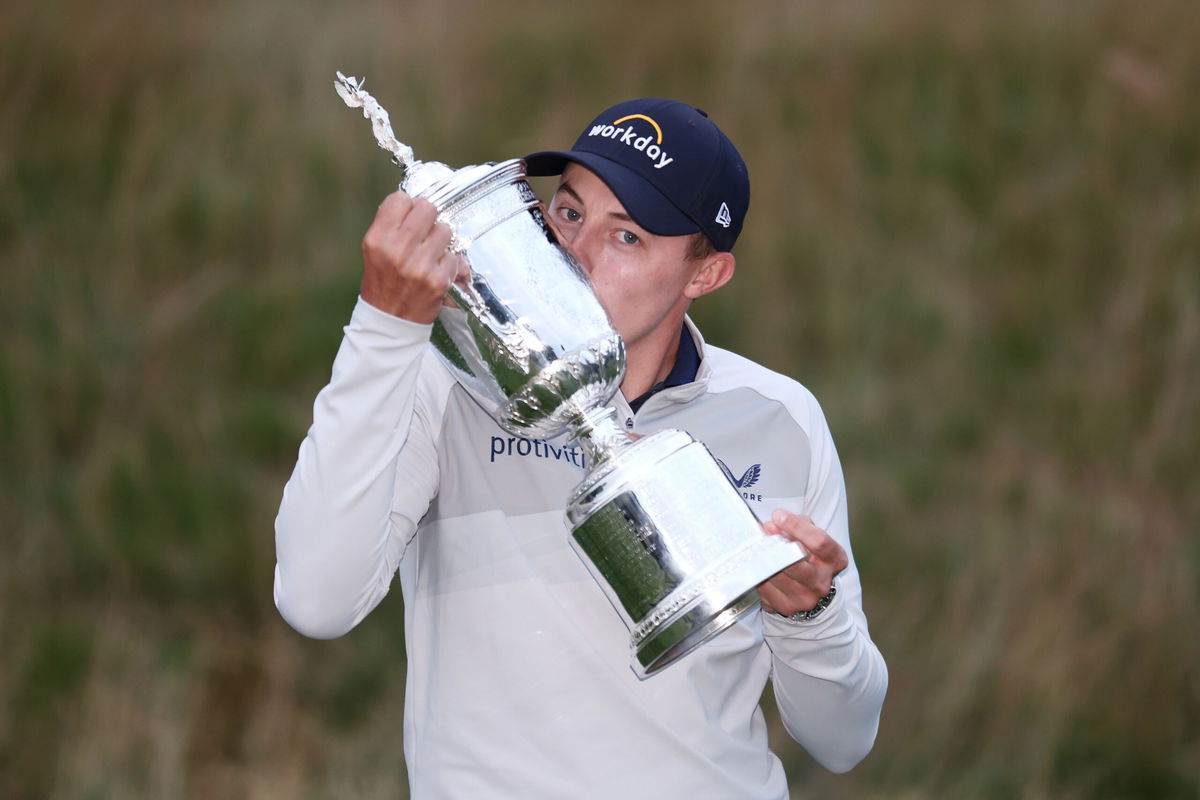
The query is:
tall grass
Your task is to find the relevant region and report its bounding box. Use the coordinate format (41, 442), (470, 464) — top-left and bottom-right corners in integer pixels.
(2, 1), (1197, 797)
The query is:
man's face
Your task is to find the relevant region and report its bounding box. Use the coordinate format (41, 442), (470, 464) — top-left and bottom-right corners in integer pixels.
(546, 164), (701, 353)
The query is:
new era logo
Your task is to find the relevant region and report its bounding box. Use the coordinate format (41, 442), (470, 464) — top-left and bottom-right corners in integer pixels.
(715, 202), (732, 228)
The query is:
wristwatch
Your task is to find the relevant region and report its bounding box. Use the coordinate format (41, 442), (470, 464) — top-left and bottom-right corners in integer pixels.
(778, 583), (837, 622)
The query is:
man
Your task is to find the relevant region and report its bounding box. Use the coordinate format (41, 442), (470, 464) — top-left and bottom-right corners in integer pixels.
(275, 98), (887, 798)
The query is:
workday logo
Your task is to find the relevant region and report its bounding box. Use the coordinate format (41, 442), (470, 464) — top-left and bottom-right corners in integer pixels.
(717, 459), (764, 502)
(586, 114), (675, 170)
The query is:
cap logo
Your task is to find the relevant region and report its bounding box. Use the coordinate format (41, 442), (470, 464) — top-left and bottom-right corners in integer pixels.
(715, 202), (732, 228)
(612, 114), (663, 144)
(586, 113), (675, 170)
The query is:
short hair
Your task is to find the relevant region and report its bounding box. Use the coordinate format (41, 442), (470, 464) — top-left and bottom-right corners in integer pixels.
(685, 231), (717, 262)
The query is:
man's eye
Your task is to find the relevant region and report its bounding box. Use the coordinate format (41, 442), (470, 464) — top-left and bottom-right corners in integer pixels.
(619, 231), (640, 245)
(561, 208), (582, 222)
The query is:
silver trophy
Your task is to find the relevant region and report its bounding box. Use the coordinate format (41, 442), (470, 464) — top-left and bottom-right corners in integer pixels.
(337, 73), (805, 677)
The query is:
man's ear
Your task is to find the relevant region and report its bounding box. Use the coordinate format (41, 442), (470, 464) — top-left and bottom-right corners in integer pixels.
(684, 252), (736, 300)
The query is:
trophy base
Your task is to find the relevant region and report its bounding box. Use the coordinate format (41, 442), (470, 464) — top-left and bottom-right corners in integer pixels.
(566, 429), (806, 678)
(635, 589), (761, 676)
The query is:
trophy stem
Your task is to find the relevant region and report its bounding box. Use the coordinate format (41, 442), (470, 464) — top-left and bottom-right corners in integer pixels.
(568, 406), (631, 467)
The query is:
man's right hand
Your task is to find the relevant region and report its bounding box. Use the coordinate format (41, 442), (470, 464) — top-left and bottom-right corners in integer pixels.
(360, 192), (466, 324)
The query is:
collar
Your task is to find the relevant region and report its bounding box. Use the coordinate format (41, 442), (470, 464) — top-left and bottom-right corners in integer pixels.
(628, 320), (702, 413)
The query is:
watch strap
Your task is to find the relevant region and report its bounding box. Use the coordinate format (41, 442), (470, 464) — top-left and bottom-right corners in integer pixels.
(779, 582), (837, 623)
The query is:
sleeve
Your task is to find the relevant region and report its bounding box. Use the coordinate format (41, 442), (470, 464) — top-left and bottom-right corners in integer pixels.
(273, 296), (445, 640)
(761, 393), (889, 773)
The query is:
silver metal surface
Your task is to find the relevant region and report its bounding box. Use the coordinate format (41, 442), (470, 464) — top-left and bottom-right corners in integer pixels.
(418, 159), (627, 437)
(338, 72), (805, 678)
(566, 429), (807, 676)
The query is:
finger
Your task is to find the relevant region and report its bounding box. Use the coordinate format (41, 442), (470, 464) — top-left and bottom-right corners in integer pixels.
(770, 509), (813, 536)
(375, 211), (449, 291)
(363, 200), (435, 270)
(774, 561), (834, 599)
(768, 512), (815, 549)
(440, 254), (471, 308)
(374, 190), (414, 222)
(434, 248), (463, 290)
(773, 551), (830, 588)
(392, 199), (440, 250)
(762, 519), (809, 567)
(451, 253), (471, 284)
(761, 533), (837, 597)
(410, 225), (458, 289)
(757, 575), (824, 617)
(796, 532), (843, 567)
(364, 193), (414, 253)
(770, 511), (846, 568)
(420, 220), (454, 259)
(757, 580), (787, 615)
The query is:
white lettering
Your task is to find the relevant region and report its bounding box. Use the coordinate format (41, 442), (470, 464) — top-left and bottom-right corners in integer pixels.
(585, 119), (675, 170)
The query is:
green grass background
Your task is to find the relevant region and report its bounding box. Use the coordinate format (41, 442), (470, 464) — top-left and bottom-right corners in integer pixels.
(2, 0), (1197, 797)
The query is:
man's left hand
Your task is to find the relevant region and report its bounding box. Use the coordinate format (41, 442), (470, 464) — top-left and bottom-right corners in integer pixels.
(757, 510), (848, 617)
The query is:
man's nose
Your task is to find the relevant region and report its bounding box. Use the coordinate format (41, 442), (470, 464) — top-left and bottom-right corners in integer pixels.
(563, 226), (597, 275)
(564, 243), (590, 275)
(546, 216), (587, 271)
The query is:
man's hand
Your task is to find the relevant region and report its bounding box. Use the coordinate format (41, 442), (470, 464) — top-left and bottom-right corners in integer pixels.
(360, 192), (467, 323)
(758, 510), (849, 617)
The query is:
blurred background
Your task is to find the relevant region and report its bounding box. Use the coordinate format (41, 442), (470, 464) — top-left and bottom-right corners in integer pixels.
(2, 0), (1197, 797)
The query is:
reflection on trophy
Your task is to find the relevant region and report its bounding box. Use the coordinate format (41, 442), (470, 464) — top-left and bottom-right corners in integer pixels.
(336, 73), (805, 677)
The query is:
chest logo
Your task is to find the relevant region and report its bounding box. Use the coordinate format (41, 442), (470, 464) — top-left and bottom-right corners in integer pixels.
(490, 435), (587, 468)
(717, 459), (763, 501)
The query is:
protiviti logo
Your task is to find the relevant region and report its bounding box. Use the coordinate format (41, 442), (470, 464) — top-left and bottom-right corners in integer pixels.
(587, 114), (674, 169)
(490, 435), (587, 469)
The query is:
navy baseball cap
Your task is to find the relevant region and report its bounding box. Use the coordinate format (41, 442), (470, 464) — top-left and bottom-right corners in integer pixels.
(524, 98), (750, 253)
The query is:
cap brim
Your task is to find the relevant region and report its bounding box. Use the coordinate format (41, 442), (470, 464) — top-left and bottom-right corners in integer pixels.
(523, 150), (699, 238)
